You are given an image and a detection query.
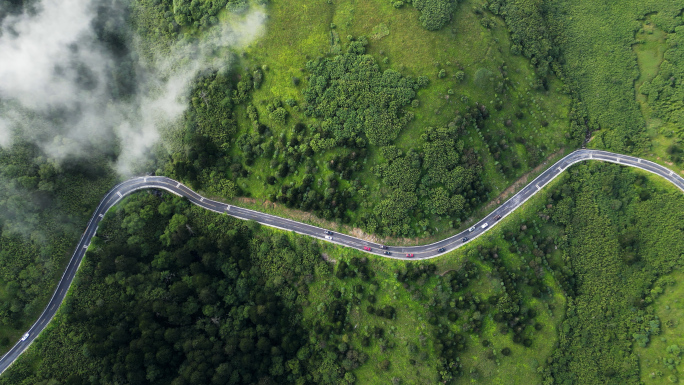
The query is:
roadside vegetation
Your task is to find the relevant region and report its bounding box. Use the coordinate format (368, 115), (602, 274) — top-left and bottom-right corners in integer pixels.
(0, 143), (116, 355)
(3, 162), (683, 385)
(636, 270), (684, 384)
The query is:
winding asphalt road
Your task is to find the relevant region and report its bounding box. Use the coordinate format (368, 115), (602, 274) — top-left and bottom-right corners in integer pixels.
(0, 148), (683, 374)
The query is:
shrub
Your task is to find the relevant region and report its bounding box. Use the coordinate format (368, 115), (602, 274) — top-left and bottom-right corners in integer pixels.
(269, 107), (288, 125)
(412, 0), (456, 31)
(303, 41), (418, 146)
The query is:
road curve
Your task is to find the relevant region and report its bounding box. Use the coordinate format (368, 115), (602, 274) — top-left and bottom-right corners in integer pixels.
(0, 149), (683, 374)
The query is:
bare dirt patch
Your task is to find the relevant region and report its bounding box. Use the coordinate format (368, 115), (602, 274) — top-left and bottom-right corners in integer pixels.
(233, 197), (388, 242)
(232, 196), (450, 245)
(235, 197), (258, 205)
(321, 253), (336, 263)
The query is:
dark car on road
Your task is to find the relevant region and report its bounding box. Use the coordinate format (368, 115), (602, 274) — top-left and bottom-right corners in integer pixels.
(438, 248), (445, 252)
(324, 230), (333, 235)
(380, 245), (388, 249)
(384, 251), (391, 255)
(462, 237), (469, 243)
(494, 215), (501, 221)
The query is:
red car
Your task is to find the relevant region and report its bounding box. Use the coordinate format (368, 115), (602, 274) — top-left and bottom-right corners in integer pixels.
(363, 246), (372, 251)
(406, 253), (414, 258)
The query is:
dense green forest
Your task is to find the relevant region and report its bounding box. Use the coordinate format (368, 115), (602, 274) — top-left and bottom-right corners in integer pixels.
(0, 0), (683, 383)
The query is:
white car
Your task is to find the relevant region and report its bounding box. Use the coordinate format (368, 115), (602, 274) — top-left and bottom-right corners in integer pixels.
(324, 235), (332, 240)
(469, 226), (475, 232)
(20, 332), (29, 342)
(481, 223), (489, 229)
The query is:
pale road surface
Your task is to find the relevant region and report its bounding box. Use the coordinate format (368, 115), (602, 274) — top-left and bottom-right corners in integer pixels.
(1, 149), (683, 374)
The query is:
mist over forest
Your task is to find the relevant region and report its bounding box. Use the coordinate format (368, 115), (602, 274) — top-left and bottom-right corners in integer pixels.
(0, 0), (264, 174)
(0, 0), (268, 369)
(0, 0), (265, 236)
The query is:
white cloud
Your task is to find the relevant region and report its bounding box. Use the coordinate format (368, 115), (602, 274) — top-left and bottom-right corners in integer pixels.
(0, 0), (267, 177)
(0, 0), (101, 110)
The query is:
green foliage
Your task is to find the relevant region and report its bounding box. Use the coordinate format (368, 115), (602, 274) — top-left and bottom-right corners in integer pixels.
(546, 0), (684, 152)
(171, 0), (231, 30)
(130, 0), (180, 55)
(304, 38), (419, 146)
(639, 26), (684, 138)
(542, 163), (684, 384)
(487, 0), (556, 77)
(473, 67), (494, 89)
(374, 190), (418, 227)
(488, 0), (684, 152)
(269, 107), (288, 126)
(190, 71), (238, 145)
(410, 0), (458, 31)
(0, 193), (353, 384)
(376, 148), (421, 191)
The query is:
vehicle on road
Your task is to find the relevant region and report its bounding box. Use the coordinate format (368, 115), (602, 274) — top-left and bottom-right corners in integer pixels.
(6, 150), (680, 375)
(324, 235), (332, 240)
(384, 251), (391, 255)
(363, 246), (372, 251)
(438, 248), (445, 252)
(494, 215), (501, 221)
(380, 245), (388, 249)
